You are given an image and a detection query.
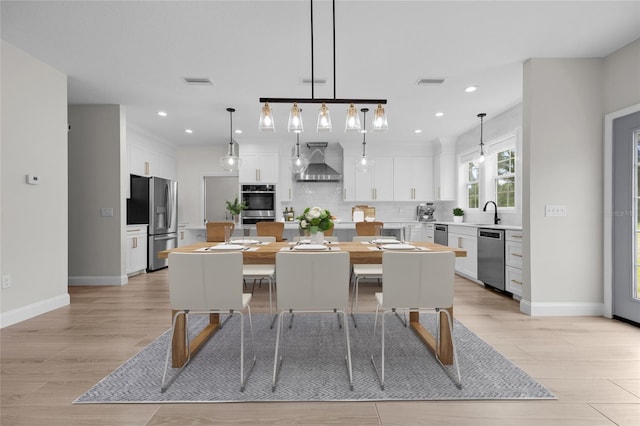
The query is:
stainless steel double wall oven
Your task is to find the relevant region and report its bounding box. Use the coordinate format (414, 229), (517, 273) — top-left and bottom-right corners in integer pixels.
(241, 184), (276, 225)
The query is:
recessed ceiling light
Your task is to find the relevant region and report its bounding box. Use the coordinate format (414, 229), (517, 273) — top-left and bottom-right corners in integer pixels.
(185, 129), (193, 134)
(234, 129), (242, 134)
(435, 112), (444, 117)
(464, 86), (478, 93)
(157, 111), (167, 117)
(414, 129), (422, 134)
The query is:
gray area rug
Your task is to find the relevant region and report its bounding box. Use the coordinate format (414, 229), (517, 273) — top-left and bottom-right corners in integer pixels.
(75, 313), (555, 403)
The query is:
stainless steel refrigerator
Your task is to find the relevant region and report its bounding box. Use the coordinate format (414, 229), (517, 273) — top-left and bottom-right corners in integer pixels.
(128, 175), (178, 271)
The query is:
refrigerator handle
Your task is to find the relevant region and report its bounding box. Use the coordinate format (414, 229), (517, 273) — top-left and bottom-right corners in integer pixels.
(164, 183), (171, 229)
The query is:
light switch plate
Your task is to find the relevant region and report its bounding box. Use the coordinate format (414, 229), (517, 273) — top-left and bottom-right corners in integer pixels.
(545, 205), (567, 217)
(100, 208), (114, 217)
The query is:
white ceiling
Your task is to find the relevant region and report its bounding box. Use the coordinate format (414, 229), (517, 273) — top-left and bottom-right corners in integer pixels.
(2, 1), (639, 149)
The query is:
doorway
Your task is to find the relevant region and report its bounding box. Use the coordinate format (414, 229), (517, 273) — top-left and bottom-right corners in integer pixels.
(612, 110), (640, 325)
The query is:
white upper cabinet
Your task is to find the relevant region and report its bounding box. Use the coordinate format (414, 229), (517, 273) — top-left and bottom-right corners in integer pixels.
(343, 156), (393, 201)
(239, 150), (278, 183)
(435, 141), (456, 200)
(393, 156), (433, 201)
(128, 142), (176, 180)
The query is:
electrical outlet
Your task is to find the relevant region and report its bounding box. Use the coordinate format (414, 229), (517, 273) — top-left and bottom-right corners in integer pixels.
(545, 205), (567, 217)
(100, 208), (114, 217)
(2, 274), (11, 289)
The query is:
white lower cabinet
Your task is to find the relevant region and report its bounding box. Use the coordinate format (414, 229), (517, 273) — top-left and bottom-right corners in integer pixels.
(447, 225), (477, 280)
(505, 229), (523, 298)
(126, 225), (147, 276)
(424, 223), (435, 243)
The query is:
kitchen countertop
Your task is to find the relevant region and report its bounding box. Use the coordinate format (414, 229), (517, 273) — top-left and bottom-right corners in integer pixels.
(184, 220), (423, 231)
(434, 221), (523, 231)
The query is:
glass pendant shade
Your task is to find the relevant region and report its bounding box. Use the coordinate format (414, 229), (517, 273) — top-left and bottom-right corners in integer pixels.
(287, 102), (304, 132)
(220, 142), (242, 172)
(316, 102), (332, 132)
(344, 103), (361, 132)
(372, 104), (388, 132)
(355, 154), (374, 173)
(289, 133), (309, 173)
(258, 102), (275, 132)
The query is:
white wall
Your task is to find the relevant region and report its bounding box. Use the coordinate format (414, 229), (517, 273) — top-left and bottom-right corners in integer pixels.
(603, 38), (640, 114)
(0, 41), (69, 327)
(522, 58), (604, 315)
(68, 105), (127, 285)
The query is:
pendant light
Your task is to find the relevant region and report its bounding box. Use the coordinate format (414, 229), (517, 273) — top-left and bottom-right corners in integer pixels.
(289, 132), (309, 174)
(287, 102), (304, 132)
(355, 108), (373, 172)
(220, 107), (242, 172)
(258, 102), (275, 132)
(344, 103), (361, 132)
(372, 104), (388, 132)
(317, 102), (332, 132)
(477, 113), (486, 163)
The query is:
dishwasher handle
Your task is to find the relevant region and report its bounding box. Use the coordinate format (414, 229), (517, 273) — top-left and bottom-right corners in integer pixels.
(478, 229), (503, 239)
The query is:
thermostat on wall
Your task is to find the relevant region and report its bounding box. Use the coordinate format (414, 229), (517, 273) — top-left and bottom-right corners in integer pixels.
(26, 174), (39, 185)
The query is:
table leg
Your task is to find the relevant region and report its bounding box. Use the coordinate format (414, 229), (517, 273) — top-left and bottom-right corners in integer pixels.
(409, 307), (454, 365)
(171, 311), (221, 368)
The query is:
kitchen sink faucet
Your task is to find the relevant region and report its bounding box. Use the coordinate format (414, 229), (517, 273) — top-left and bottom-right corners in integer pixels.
(483, 201), (501, 225)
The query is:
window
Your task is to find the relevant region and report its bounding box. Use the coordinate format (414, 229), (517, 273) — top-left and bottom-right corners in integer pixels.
(465, 161), (479, 208)
(457, 130), (520, 212)
(495, 148), (516, 208)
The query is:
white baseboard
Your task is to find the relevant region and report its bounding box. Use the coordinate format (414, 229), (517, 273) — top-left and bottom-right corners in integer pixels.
(520, 299), (604, 316)
(1, 293), (70, 328)
(68, 275), (129, 286)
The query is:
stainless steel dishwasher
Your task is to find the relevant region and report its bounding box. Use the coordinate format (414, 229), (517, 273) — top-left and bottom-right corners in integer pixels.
(477, 228), (505, 291)
(434, 224), (448, 245)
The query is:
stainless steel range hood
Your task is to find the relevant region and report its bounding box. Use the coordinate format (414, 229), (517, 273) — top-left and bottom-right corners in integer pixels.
(296, 142), (343, 182)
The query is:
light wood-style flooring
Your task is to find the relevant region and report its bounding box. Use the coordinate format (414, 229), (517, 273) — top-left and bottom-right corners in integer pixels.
(1, 271), (639, 425)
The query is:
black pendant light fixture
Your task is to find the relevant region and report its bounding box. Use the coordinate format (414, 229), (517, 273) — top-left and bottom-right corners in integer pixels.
(355, 108), (373, 172)
(220, 107), (242, 172)
(477, 113), (486, 163)
(258, 0), (387, 133)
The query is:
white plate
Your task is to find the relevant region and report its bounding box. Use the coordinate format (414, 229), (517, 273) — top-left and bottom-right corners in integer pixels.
(209, 244), (246, 250)
(372, 238), (400, 244)
(381, 243), (416, 250)
(293, 244), (328, 251)
(230, 239), (259, 244)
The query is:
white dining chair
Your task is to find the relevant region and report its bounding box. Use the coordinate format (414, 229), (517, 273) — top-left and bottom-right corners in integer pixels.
(241, 236), (277, 327)
(371, 250), (461, 390)
(161, 252), (256, 393)
(272, 250), (353, 391)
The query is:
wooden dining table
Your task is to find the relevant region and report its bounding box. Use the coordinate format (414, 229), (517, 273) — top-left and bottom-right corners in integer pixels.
(158, 241), (466, 368)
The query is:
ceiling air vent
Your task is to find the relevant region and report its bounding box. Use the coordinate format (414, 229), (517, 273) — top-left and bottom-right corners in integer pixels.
(183, 77), (214, 86)
(300, 77), (327, 85)
(416, 78), (445, 86)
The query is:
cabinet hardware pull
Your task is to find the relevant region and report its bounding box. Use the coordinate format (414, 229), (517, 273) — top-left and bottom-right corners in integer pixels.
(511, 234), (523, 238)
(511, 279), (523, 285)
(133, 237), (138, 248)
(512, 253), (523, 257)
(180, 231), (184, 239)
(144, 161), (150, 176)
(289, 188), (292, 199)
(458, 237), (462, 248)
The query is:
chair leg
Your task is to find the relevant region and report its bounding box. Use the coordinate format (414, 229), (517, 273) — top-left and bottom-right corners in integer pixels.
(272, 311), (285, 391)
(350, 276), (362, 327)
(161, 311), (191, 393)
(373, 303), (381, 335)
(370, 309), (386, 390)
(438, 309), (462, 389)
(341, 310), (354, 391)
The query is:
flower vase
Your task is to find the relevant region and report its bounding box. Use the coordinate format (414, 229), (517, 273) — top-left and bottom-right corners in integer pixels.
(310, 226), (324, 244)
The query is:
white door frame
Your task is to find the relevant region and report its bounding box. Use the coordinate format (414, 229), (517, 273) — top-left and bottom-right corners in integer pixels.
(603, 102), (640, 318)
